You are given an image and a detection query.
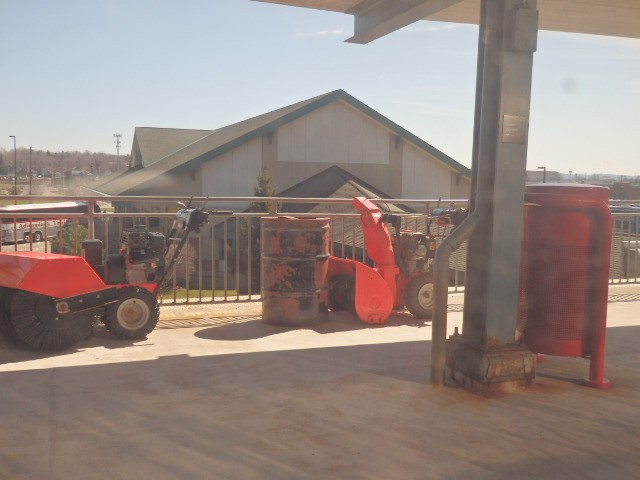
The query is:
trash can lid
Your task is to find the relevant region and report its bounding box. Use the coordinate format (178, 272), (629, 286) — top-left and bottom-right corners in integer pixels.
(525, 183), (609, 202)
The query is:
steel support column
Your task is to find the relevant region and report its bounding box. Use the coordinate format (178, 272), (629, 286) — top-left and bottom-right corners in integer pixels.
(446, 0), (538, 391)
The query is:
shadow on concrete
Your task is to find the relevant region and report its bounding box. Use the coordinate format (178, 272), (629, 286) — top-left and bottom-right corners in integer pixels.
(1, 326), (640, 479)
(0, 326), (152, 365)
(0, 311), (429, 365)
(194, 310), (430, 342)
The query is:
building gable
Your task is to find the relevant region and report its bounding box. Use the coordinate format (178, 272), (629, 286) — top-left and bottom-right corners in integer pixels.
(91, 90), (470, 198)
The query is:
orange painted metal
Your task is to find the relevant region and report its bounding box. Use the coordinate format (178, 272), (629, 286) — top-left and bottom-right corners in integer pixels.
(0, 251), (108, 298)
(354, 197), (396, 268)
(326, 256), (394, 324)
(519, 184), (612, 388)
(353, 262), (394, 324)
(325, 197), (438, 324)
(353, 197), (401, 298)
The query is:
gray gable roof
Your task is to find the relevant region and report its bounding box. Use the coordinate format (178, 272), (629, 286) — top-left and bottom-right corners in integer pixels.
(279, 165), (413, 214)
(215, 165), (416, 251)
(276, 166), (423, 254)
(132, 127), (215, 168)
(92, 89), (470, 196)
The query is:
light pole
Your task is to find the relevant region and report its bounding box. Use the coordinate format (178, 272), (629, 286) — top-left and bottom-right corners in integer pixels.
(537, 166), (546, 183)
(114, 133), (122, 169)
(9, 136), (17, 195)
(29, 147), (33, 195)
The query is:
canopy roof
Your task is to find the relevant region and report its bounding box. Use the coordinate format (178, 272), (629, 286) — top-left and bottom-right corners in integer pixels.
(256, 0), (640, 43)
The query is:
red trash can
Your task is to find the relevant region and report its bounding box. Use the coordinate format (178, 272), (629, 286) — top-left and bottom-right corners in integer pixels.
(518, 184), (612, 388)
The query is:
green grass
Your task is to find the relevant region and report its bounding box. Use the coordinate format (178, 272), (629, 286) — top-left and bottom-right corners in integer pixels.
(161, 289), (239, 299)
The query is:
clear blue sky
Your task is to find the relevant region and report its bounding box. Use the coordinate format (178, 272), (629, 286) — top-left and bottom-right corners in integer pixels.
(1, 0), (639, 176)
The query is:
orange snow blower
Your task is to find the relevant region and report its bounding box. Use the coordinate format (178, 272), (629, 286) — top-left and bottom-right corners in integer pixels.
(326, 197), (439, 324)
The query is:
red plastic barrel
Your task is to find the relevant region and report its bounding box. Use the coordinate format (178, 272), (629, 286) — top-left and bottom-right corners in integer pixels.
(261, 217), (330, 326)
(518, 184), (612, 387)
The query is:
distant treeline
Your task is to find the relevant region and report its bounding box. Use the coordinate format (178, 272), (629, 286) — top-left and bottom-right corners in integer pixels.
(0, 148), (127, 176)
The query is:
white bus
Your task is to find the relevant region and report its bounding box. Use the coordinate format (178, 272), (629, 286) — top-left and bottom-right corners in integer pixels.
(1, 219), (67, 243)
(0, 201), (95, 244)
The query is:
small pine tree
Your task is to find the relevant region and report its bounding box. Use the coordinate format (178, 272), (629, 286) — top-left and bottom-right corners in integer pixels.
(248, 167), (278, 214)
(238, 167), (278, 293)
(50, 223), (89, 255)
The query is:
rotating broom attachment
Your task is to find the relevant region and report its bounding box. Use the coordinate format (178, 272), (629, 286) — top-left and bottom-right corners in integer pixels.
(0, 288), (98, 352)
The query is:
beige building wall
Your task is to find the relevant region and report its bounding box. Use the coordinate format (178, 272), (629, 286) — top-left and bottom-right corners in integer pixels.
(401, 142), (470, 199)
(272, 101), (394, 194)
(200, 137), (263, 210)
(270, 100), (469, 200)
(450, 172), (471, 199)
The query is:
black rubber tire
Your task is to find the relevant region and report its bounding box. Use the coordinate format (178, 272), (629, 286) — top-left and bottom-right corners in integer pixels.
(0, 288), (17, 339)
(32, 231), (43, 242)
(404, 274), (434, 319)
(23, 233), (30, 243)
(103, 286), (159, 340)
(328, 275), (356, 315)
(4, 290), (96, 351)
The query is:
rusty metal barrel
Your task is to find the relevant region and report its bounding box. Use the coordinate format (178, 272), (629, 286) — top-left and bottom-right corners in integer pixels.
(261, 217), (330, 326)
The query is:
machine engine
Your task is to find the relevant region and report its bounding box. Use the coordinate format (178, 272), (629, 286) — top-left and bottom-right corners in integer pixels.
(103, 228), (166, 284)
(393, 231), (437, 276)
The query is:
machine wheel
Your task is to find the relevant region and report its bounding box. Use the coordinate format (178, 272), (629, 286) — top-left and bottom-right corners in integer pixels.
(328, 275), (356, 315)
(32, 231), (43, 242)
(2, 289), (96, 351)
(404, 274), (434, 319)
(23, 233), (30, 243)
(103, 286), (159, 340)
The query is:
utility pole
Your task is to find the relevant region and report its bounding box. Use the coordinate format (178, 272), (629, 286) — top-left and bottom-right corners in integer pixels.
(29, 147), (32, 195)
(9, 135), (17, 198)
(113, 133), (122, 169)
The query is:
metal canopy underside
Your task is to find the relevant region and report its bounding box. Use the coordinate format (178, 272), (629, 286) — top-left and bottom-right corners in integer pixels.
(256, 0), (640, 42)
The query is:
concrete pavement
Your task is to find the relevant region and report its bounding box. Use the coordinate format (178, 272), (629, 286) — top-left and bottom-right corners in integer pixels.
(0, 285), (638, 479)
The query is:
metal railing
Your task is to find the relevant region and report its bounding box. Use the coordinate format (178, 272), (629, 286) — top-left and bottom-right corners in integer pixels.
(610, 212), (640, 284)
(0, 195), (638, 305)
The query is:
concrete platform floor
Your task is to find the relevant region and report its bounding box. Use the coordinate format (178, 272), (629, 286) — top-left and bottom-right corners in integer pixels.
(0, 285), (639, 479)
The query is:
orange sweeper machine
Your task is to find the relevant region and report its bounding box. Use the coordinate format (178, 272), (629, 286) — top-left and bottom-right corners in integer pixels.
(0, 202), (210, 352)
